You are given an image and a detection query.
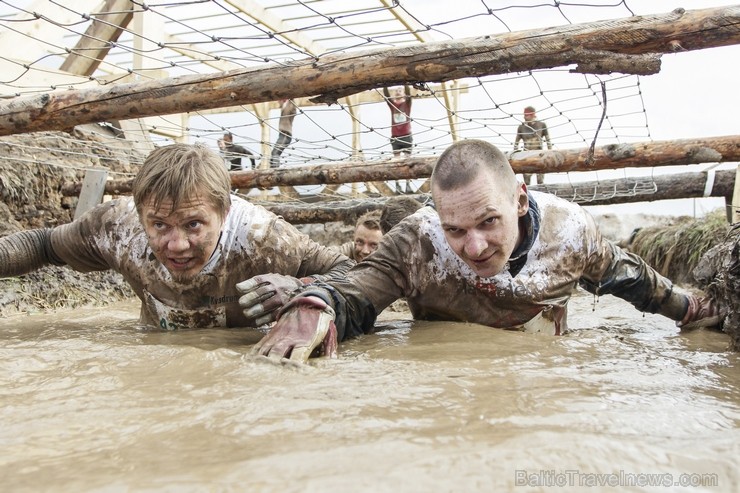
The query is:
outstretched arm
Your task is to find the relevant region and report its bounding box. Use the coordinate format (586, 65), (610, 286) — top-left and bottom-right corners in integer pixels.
(579, 218), (719, 328)
(542, 123), (552, 149)
(0, 229), (65, 277)
(237, 215), (355, 326)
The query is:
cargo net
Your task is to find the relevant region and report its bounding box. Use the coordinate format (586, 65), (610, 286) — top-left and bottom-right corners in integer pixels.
(0, 0), (673, 207)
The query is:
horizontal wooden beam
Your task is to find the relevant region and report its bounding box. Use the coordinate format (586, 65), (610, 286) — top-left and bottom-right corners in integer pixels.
(263, 169), (736, 224)
(2, 6), (739, 136)
(59, 135), (740, 196)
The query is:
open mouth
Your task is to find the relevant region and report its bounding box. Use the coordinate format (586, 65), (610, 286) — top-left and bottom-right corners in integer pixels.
(168, 257), (194, 270)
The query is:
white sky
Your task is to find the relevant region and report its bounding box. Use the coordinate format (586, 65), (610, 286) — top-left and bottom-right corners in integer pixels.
(6, 0), (727, 217)
(405, 0), (739, 217)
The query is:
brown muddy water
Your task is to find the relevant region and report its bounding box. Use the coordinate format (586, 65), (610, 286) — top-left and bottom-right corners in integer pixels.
(0, 290), (738, 493)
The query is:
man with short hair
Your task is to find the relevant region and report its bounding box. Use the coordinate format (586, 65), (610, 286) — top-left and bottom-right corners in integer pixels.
(0, 143), (352, 330)
(335, 211), (383, 262)
(253, 139), (719, 361)
(514, 106), (551, 185)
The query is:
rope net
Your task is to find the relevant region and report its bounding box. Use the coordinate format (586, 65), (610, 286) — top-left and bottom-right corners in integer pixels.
(0, 0), (726, 210)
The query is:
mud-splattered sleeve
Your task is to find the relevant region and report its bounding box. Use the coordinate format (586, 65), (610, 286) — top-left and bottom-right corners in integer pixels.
(298, 222), (415, 341)
(268, 216), (354, 281)
(49, 200), (121, 273)
(578, 209), (677, 314)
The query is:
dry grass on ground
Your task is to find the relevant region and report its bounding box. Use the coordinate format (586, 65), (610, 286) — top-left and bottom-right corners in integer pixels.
(628, 209), (731, 286)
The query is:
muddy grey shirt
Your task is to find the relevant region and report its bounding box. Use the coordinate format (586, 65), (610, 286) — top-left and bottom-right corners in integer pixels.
(514, 120), (551, 151)
(305, 192), (677, 339)
(49, 196), (351, 329)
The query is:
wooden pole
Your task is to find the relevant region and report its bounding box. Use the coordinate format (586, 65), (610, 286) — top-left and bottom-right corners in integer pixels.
(60, 135), (740, 196)
(2, 6), (739, 136)
(263, 169), (736, 224)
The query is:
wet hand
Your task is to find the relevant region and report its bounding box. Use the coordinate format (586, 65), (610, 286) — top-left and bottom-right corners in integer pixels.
(237, 274), (304, 326)
(677, 295), (721, 330)
(252, 296), (338, 363)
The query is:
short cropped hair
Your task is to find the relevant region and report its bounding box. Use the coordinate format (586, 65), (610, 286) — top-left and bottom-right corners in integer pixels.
(380, 196), (423, 234)
(524, 106), (536, 113)
(132, 143), (232, 219)
(355, 210), (382, 232)
(431, 139), (515, 192)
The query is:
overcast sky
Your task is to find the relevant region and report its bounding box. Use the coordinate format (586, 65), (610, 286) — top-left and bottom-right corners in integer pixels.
(191, 1), (739, 217)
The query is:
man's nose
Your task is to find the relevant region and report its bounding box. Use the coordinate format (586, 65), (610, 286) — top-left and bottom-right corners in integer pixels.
(464, 231), (487, 258)
(166, 229), (190, 251)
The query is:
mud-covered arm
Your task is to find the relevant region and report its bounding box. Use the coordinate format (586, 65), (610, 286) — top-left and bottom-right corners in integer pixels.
(270, 216), (355, 283)
(542, 123), (552, 149)
(0, 229), (65, 277)
(578, 220), (688, 321)
(292, 224), (414, 340)
(291, 281), (377, 342)
(513, 125), (522, 150)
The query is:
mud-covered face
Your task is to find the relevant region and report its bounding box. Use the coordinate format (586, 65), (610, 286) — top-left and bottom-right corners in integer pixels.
(524, 110), (535, 121)
(434, 171), (528, 278)
(140, 195), (227, 282)
(353, 224), (383, 262)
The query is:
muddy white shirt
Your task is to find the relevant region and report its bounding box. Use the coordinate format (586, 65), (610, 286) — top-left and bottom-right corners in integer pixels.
(307, 191), (677, 338)
(49, 196), (350, 329)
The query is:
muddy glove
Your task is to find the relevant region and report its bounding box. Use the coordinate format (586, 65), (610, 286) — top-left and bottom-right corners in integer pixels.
(237, 274), (305, 326)
(677, 295), (720, 330)
(251, 296), (338, 363)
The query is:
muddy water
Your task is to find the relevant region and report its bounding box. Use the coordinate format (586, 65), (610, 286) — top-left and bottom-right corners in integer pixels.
(0, 291), (738, 493)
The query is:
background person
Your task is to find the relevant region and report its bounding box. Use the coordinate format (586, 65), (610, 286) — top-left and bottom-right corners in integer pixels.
(218, 132), (256, 170)
(252, 139), (719, 361)
(383, 85), (413, 194)
(270, 99), (298, 168)
(333, 210), (383, 263)
(513, 106), (552, 185)
(0, 143), (352, 330)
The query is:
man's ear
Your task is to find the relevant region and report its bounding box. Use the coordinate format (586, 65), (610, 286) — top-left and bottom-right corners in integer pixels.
(517, 183), (529, 217)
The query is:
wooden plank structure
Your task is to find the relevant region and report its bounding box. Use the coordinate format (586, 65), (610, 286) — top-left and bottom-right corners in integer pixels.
(1, 3), (739, 218)
(1, 6), (739, 136)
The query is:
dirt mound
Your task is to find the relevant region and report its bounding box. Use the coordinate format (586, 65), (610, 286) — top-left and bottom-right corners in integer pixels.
(0, 126), (143, 315)
(627, 210), (731, 286)
(692, 223), (740, 350)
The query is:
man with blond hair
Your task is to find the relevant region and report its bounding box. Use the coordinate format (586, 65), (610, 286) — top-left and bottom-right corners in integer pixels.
(334, 210), (383, 263)
(0, 143), (352, 330)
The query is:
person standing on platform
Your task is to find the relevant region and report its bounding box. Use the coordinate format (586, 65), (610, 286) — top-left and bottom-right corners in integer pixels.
(513, 106), (551, 185)
(270, 99), (298, 168)
(383, 85), (413, 194)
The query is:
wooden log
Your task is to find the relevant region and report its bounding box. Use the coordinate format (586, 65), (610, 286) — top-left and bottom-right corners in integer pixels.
(261, 169), (735, 224)
(60, 135), (740, 196)
(534, 169), (735, 206)
(58, 0), (133, 77)
(2, 6), (739, 135)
